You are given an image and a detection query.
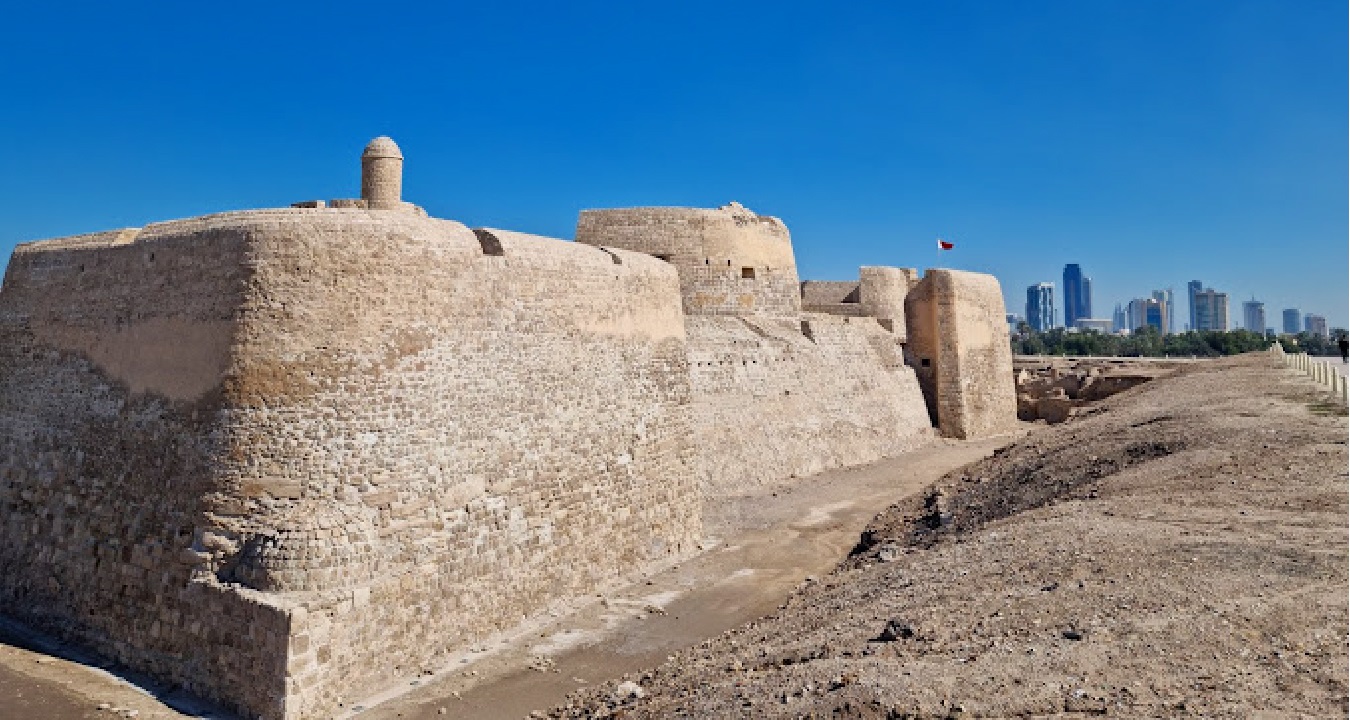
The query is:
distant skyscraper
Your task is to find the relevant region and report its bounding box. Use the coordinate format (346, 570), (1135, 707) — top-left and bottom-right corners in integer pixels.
(1282, 309), (1301, 335)
(1063, 264), (1091, 327)
(1146, 302), (1165, 333)
(1006, 313), (1023, 333)
(1126, 297), (1166, 333)
(1305, 314), (1328, 337)
(1026, 282), (1055, 332)
(1151, 289), (1174, 334)
(1187, 280), (1203, 333)
(1193, 287), (1229, 331)
(1112, 303), (1127, 333)
(1242, 300), (1265, 333)
(1126, 299), (1144, 332)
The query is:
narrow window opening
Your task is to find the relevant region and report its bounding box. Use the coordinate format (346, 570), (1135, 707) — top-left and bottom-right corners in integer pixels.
(473, 229), (505, 256)
(920, 358), (931, 368)
(741, 267), (756, 279)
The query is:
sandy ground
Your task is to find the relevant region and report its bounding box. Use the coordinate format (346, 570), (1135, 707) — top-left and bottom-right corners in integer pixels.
(0, 626), (220, 720)
(0, 425), (1018, 719)
(548, 354), (1349, 718)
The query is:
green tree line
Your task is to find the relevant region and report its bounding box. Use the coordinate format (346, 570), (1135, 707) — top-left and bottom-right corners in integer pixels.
(1012, 324), (1349, 358)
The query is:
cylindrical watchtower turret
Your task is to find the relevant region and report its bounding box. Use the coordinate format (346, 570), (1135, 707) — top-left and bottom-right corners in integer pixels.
(361, 136), (403, 210)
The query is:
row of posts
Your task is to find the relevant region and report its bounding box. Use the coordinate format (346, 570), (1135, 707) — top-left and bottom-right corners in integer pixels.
(1268, 343), (1349, 402)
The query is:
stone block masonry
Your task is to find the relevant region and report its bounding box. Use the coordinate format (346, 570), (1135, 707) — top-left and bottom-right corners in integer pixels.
(686, 314), (934, 495)
(0, 220), (295, 714)
(1, 209), (698, 719)
(0, 137), (1017, 719)
(904, 269), (1019, 439)
(576, 203), (802, 319)
(802, 267), (919, 340)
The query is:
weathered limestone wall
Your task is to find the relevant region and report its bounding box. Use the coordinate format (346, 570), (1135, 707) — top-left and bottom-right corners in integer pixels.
(800, 280), (861, 306)
(0, 222), (295, 717)
(226, 215), (698, 718)
(1, 184), (1018, 719)
(0, 210), (700, 720)
(802, 268), (919, 339)
(575, 203), (802, 318)
(903, 269), (1018, 439)
(800, 280), (867, 318)
(576, 207), (934, 493)
(859, 266), (919, 338)
(685, 314), (933, 495)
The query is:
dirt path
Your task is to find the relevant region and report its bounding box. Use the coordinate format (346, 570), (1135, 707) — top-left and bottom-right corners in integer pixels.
(0, 433), (1018, 720)
(0, 659), (102, 720)
(0, 630), (213, 720)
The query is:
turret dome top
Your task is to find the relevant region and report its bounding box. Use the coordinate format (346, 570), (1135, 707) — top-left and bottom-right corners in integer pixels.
(362, 136), (403, 160)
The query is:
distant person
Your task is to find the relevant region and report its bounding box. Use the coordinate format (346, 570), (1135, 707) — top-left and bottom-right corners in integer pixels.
(1340, 337), (1348, 364)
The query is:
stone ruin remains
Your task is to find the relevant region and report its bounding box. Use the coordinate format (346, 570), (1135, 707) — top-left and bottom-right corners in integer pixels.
(0, 137), (1017, 719)
(1014, 358), (1175, 423)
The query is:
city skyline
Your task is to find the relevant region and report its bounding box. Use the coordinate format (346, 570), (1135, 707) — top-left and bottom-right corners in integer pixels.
(1023, 265), (1340, 335)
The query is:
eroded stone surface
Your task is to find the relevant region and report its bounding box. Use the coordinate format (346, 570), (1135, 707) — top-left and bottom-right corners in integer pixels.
(0, 140), (1016, 719)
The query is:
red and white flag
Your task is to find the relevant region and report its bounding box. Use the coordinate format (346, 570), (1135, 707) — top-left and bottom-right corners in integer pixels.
(937, 238), (954, 250)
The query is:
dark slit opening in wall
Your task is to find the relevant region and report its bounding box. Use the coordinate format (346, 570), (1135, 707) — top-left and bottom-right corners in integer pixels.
(741, 267), (756, 279)
(473, 229), (505, 256)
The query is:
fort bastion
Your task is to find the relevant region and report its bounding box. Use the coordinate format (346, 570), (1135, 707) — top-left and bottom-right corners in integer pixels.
(0, 137), (1016, 719)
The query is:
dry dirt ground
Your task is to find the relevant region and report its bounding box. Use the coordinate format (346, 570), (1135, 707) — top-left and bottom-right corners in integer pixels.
(547, 354), (1349, 718)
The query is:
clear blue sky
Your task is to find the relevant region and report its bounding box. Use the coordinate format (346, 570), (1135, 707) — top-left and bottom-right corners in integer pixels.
(2, 1), (1345, 328)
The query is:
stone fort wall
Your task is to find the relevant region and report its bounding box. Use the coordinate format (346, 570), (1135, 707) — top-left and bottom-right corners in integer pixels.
(802, 267), (919, 339)
(905, 269), (1019, 439)
(0, 137), (1016, 720)
(576, 203), (802, 319)
(0, 209), (700, 719)
(0, 221), (295, 715)
(686, 314), (934, 495)
(579, 208), (940, 495)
